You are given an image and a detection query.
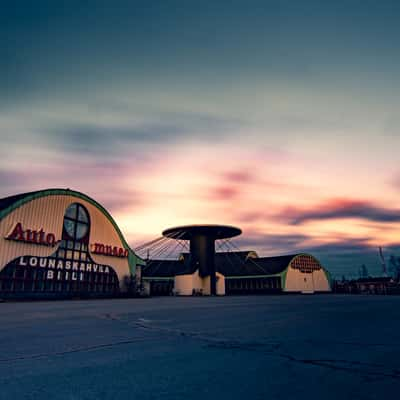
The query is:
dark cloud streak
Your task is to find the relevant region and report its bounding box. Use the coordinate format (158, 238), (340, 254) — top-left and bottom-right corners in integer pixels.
(284, 199), (400, 224)
(43, 111), (244, 156)
(235, 232), (309, 253)
(233, 231), (400, 278)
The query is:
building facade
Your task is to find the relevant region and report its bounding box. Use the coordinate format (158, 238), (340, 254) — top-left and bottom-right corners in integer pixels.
(0, 189), (332, 299)
(143, 251), (331, 295)
(0, 189), (145, 299)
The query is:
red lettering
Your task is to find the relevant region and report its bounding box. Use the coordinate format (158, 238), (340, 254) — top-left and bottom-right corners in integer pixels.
(6, 222), (25, 241)
(46, 233), (56, 246)
(26, 229), (38, 243)
(93, 243), (105, 254)
(6, 223), (57, 246)
(105, 245), (112, 255)
(90, 242), (128, 258)
(38, 228), (45, 244)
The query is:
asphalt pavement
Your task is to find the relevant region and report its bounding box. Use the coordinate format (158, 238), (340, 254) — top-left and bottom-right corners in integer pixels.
(0, 295), (399, 400)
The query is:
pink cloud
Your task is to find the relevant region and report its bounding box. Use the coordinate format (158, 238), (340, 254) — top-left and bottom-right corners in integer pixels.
(223, 170), (254, 184)
(212, 186), (239, 201)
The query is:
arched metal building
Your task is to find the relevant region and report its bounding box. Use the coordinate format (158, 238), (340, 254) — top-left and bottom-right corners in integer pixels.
(0, 189), (145, 299)
(0, 188), (332, 299)
(143, 251), (332, 295)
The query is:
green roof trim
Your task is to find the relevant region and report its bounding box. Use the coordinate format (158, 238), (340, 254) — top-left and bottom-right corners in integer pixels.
(0, 188), (146, 274)
(280, 268), (288, 288)
(325, 268), (333, 290)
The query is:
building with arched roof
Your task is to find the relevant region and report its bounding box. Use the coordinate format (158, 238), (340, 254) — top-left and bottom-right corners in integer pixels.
(142, 251), (332, 295)
(0, 188), (332, 299)
(0, 189), (145, 299)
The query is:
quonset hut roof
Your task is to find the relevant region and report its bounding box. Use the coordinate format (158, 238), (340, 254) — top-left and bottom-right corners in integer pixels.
(0, 191), (35, 213)
(0, 189), (120, 226)
(242, 255), (299, 276)
(142, 259), (185, 278)
(0, 188), (146, 268)
(142, 252), (301, 278)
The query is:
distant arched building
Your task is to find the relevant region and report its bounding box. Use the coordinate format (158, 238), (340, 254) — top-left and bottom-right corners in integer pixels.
(221, 252), (332, 295)
(0, 189), (145, 299)
(143, 251), (331, 295)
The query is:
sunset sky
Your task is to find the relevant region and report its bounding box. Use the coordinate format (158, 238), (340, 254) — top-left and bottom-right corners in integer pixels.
(1, 0), (400, 278)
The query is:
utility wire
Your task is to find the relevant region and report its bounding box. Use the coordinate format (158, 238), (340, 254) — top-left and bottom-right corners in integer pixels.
(145, 231), (187, 276)
(215, 239), (239, 273)
(146, 230), (186, 260)
(135, 236), (169, 254)
(135, 238), (170, 259)
(223, 239), (267, 275)
(134, 236), (166, 252)
(136, 230), (186, 259)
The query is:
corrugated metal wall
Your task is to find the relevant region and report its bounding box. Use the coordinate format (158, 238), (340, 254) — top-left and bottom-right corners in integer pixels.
(0, 194), (133, 290)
